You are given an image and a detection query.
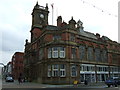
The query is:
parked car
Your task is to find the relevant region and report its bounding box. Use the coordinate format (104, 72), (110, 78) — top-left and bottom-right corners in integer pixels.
(105, 77), (120, 87)
(5, 76), (14, 82)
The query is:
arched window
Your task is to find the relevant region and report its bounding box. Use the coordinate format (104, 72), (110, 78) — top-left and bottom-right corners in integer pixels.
(79, 45), (85, 60)
(87, 47), (94, 61)
(95, 48), (101, 61)
(71, 65), (77, 77)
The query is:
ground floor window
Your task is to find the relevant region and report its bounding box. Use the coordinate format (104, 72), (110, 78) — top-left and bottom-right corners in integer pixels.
(52, 64), (59, 77)
(60, 64), (66, 77)
(71, 65), (77, 77)
(48, 64), (66, 77)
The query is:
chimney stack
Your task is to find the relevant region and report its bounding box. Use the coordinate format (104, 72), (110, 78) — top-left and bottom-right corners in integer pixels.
(57, 16), (62, 26)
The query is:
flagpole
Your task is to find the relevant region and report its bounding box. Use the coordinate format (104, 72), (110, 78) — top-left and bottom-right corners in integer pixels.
(52, 7), (53, 25)
(51, 3), (54, 25)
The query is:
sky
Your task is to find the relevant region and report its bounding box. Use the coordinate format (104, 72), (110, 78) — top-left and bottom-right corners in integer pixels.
(0, 0), (119, 65)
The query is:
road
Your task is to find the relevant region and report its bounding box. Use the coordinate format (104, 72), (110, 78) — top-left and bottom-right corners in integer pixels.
(2, 80), (120, 90)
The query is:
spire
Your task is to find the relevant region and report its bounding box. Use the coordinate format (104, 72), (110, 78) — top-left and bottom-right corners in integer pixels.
(34, 1), (39, 8)
(45, 3), (48, 10)
(36, 1), (38, 6)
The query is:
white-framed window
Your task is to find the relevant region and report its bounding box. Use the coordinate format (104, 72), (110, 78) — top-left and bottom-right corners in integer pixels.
(48, 47), (65, 58)
(48, 48), (52, 58)
(52, 64), (59, 77)
(48, 64), (66, 77)
(52, 47), (58, 58)
(60, 64), (66, 77)
(48, 65), (52, 77)
(71, 65), (77, 77)
(60, 47), (65, 58)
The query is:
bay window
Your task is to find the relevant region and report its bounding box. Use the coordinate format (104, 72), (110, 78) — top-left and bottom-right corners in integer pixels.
(60, 64), (66, 77)
(52, 47), (58, 58)
(60, 47), (65, 58)
(52, 64), (59, 77)
(48, 47), (65, 58)
(48, 64), (66, 77)
(48, 65), (52, 77)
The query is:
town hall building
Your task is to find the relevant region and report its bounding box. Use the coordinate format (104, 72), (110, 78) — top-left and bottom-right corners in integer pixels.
(24, 2), (120, 84)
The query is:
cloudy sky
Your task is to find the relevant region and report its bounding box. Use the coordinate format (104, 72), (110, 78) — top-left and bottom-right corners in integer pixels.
(0, 0), (119, 65)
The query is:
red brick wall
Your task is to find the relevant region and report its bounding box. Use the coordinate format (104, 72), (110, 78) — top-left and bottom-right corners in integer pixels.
(12, 52), (24, 79)
(44, 34), (53, 42)
(61, 33), (70, 41)
(32, 28), (42, 38)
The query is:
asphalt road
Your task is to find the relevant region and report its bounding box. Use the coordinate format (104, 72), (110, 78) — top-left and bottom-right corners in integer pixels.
(2, 88), (120, 90)
(2, 80), (120, 90)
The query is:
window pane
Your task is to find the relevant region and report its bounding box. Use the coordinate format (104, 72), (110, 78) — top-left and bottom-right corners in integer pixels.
(60, 47), (64, 51)
(70, 34), (75, 41)
(79, 45), (85, 60)
(52, 47), (58, 58)
(48, 65), (51, 77)
(95, 48), (101, 61)
(53, 35), (61, 40)
(60, 64), (65, 69)
(71, 65), (77, 77)
(87, 47), (94, 60)
(71, 48), (76, 59)
(48, 48), (52, 58)
(53, 47), (58, 51)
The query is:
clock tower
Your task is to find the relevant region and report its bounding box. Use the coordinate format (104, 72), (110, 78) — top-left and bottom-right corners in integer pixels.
(31, 2), (49, 28)
(30, 2), (49, 42)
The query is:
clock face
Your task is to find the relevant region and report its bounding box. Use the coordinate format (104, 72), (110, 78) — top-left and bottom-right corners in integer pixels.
(40, 14), (44, 18)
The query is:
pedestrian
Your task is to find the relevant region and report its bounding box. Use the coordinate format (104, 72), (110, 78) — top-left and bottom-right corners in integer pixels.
(73, 79), (78, 88)
(84, 79), (88, 85)
(18, 76), (21, 84)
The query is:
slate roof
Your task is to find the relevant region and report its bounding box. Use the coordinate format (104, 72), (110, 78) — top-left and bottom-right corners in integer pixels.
(45, 25), (110, 41)
(79, 29), (97, 39)
(45, 25), (59, 30)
